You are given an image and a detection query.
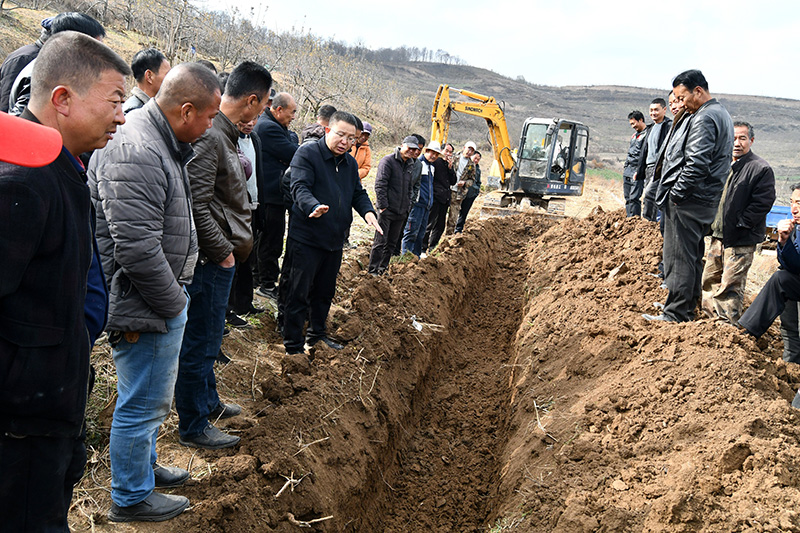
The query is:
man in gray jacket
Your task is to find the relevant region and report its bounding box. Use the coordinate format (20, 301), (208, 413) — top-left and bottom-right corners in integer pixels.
(176, 61), (272, 450)
(644, 69), (734, 323)
(90, 63), (221, 522)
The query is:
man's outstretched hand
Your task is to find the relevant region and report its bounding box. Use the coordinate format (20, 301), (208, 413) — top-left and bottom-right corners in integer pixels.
(365, 212), (383, 235)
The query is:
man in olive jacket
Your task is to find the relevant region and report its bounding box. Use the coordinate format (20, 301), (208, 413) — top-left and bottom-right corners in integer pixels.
(701, 121), (775, 324)
(91, 63), (221, 522)
(176, 61), (271, 450)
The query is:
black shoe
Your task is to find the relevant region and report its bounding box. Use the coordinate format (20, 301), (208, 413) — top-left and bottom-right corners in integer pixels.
(216, 348), (231, 364)
(642, 313), (676, 322)
(153, 463), (190, 488)
(243, 305), (265, 316)
(222, 327), (230, 337)
(209, 402), (242, 420)
(255, 285), (278, 300)
(108, 492), (189, 522)
(179, 423), (240, 450)
(305, 336), (344, 351)
(226, 313), (252, 329)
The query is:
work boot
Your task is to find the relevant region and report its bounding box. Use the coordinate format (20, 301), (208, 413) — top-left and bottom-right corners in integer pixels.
(108, 492), (189, 523)
(179, 423), (240, 450)
(153, 464), (190, 488)
(209, 402), (242, 420)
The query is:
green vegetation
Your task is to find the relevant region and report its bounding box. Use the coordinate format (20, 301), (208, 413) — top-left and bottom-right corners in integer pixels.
(587, 168), (622, 182)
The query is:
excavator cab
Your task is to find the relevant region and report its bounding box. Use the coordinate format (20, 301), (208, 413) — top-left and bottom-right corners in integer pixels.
(512, 118), (588, 197)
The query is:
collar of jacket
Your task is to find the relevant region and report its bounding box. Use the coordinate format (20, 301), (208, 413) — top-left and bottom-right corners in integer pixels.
(732, 149), (756, 170)
(214, 110), (240, 146)
(20, 107), (85, 183)
(393, 147), (412, 166)
(693, 98), (718, 115)
(316, 135), (345, 164)
(264, 108), (288, 131)
(144, 99), (195, 166)
(130, 86), (151, 105)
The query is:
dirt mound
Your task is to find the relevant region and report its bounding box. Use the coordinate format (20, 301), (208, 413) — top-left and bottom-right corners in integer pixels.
(72, 208), (800, 533)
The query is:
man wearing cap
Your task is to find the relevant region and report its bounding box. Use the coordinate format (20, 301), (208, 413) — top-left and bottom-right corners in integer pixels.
(368, 135), (420, 275)
(0, 31), (129, 531)
(446, 141), (477, 234)
(402, 141), (441, 256)
(350, 121), (372, 180)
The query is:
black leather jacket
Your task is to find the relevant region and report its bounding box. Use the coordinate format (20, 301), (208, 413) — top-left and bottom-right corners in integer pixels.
(656, 98), (733, 206)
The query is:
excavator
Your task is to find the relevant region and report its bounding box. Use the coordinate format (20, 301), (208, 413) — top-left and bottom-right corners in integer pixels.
(430, 84), (589, 216)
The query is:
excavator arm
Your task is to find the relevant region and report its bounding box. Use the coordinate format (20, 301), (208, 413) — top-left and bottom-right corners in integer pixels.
(430, 84), (516, 182)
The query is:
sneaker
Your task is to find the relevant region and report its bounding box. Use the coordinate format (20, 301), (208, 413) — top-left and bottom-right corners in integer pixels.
(222, 327), (230, 337)
(209, 402), (242, 420)
(216, 348), (231, 364)
(226, 313), (252, 329)
(642, 313), (676, 322)
(179, 423), (240, 450)
(153, 464), (190, 488)
(792, 389), (800, 409)
(305, 336), (344, 351)
(255, 285), (278, 300)
(108, 492), (189, 522)
(243, 305), (265, 316)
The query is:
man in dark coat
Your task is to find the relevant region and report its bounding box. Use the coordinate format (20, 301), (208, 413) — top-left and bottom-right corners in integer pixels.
(283, 111), (381, 355)
(637, 97), (673, 221)
(701, 121), (775, 324)
(423, 142), (457, 252)
(252, 92), (298, 299)
(0, 32), (128, 531)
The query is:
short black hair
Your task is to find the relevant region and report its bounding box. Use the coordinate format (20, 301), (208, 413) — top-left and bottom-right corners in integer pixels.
(352, 115), (363, 132)
(792, 183), (800, 193)
(32, 31), (130, 102)
(318, 104), (337, 121)
(195, 59), (217, 73)
(50, 12), (105, 39)
(329, 111), (357, 129)
(734, 121), (754, 139)
(412, 134), (426, 147)
(673, 69), (708, 91)
(131, 48), (167, 82)
(651, 98), (667, 108)
(628, 110), (645, 122)
(445, 143), (455, 151)
(224, 61), (272, 100)
(473, 151), (481, 157)
(217, 72), (229, 94)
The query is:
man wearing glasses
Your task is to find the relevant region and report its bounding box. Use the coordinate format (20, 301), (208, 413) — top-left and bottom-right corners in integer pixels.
(282, 111), (381, 354)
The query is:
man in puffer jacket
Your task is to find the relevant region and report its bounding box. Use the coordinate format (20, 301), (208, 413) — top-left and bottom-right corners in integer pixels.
(90, 63), (221, 522)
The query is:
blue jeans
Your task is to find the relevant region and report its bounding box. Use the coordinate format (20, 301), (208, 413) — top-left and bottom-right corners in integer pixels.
(455, 193), (477, 233)
(109, 295), (189, 507)
(175, 261), (235, 439)
(401, 203), (430, 256)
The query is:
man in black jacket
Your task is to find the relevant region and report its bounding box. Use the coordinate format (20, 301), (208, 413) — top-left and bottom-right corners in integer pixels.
(368, 136), (418, 274)
(284, 111), (381, 354)
(644, 69), (733, 323)
(701, 121), (775, 324)
(637, 97), (673, 221)
(424, 142), (457, 252)
(253, 92), (298, 299)
(0, 32), (128, 531)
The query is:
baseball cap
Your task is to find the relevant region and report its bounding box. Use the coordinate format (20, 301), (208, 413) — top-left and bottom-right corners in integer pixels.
(465, 141), (477, 150)
(402, 135), (420, 149)
(362, 122), (372, 135)
(0, 112), (62, 167)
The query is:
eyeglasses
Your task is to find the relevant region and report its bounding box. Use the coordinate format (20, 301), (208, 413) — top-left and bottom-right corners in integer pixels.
(331, 130), (358, 144)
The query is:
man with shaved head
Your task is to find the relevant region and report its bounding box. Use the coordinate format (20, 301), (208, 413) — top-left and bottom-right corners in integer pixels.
(89, 61), (221, 522)
(0, 31), (129, 530)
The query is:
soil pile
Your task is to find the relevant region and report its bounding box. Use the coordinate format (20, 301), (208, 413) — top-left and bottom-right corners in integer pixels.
(73, 208), (800, 533)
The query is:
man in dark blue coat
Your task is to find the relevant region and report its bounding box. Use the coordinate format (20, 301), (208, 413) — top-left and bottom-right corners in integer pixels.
(253, 92), (298, 299)
(283, 111), (381, 354)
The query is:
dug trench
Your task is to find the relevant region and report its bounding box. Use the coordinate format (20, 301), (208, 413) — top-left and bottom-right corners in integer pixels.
(76, 210), (800, 532)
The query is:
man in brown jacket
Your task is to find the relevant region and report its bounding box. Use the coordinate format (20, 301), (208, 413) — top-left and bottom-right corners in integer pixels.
(175, 61), (272, 450)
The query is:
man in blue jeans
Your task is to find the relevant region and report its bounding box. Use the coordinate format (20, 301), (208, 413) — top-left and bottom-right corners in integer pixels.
(90, 63), (222, 522)
(177, 61), (272, 449)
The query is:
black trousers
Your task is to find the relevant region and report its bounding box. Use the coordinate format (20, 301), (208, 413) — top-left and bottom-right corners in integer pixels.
(282, 239), (342, 353)
(424, 200), (449, 253)
(255, 203), (286, 289)
(368, 211), (406, 274)
(228, 250), (254, 315)
(740, 269), (800, 347)
(661, 198), (717, 322)
(0, 432), (86, 532)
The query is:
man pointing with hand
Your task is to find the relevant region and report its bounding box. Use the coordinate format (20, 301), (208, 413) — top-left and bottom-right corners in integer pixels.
(282, 111), (381, 355)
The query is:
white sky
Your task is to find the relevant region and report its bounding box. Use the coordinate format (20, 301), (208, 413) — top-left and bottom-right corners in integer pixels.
(208, 0), (800, 101)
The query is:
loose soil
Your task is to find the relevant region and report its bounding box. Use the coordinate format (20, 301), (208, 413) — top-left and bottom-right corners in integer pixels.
(70, 178), (800, 532)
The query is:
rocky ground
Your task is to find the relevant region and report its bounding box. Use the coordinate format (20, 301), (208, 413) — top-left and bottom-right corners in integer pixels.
(68, 177), (800, 532)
